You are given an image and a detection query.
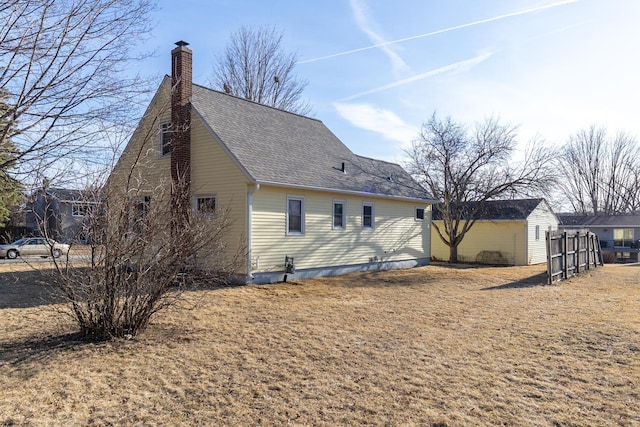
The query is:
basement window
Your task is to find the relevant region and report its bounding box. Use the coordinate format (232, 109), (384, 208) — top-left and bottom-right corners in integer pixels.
(287, 196), (304, 235)
(159, 122), (172, 156)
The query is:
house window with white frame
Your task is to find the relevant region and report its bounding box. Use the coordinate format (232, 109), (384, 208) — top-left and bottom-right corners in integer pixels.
(613, 228), (634, 247)
(333, 200), (345, 230)
(159, 122), (171, 156)
(194, 195), (216, 214)
(415, 207), (425, 221)
(287, 196), (304, 234)
(72, 202), (93, 217)
(535, 225), (540, 240)
(362, 202), (374, 229)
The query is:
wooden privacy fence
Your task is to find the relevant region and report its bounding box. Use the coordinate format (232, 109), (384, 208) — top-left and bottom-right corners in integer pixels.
(546, 230), (603, 284)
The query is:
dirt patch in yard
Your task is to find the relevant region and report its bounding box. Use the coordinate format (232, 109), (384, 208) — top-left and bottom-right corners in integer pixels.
(1, 262), (639, 425)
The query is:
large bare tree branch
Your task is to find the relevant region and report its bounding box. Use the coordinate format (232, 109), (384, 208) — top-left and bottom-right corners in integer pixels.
(0, 0), (156, 180)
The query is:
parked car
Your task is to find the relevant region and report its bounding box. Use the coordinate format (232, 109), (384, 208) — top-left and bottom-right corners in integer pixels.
(0, 237), (70, 259)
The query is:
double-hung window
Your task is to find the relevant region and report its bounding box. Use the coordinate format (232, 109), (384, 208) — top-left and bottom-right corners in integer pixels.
(415, 207), (425, 221)
(362, 202), (374, 229)
(287, 196), (304, 234)
(333, 200), (345, 230)
(159, 122), (172, 156)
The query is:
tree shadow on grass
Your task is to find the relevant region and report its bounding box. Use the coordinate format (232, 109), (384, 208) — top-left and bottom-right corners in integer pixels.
(0, 332), (89, 376)
(481, 272), (549, 290)
(0, 269), (66, 309)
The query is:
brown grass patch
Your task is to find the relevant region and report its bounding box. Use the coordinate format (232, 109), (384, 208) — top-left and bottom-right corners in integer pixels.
(1, 263), (639, 425)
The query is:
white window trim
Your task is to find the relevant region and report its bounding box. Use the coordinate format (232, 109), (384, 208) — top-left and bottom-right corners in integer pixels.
(193, 194), (217, 213)
(535, 225), (540, 241)
(286, 195), (305, 235)
(332, 199), (346, 230)
(72, 202), (91, 217)
(159, 122), (171, 157)
(415, 206), (426, 221)
(362, 202), (374, 229)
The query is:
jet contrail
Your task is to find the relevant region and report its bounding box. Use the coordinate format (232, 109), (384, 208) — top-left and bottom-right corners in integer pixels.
(299, 0), (579, 64)
(339, 52), (494, 101)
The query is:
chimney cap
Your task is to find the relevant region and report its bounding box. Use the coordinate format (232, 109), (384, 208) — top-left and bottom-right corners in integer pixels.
(175, 40), (189, 47)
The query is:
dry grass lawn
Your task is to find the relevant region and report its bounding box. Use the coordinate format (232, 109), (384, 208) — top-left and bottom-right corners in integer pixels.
(1, 261), (639, 426)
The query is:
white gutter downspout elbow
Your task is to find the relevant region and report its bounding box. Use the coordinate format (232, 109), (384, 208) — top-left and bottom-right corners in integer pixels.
(247, 183), (260, 283)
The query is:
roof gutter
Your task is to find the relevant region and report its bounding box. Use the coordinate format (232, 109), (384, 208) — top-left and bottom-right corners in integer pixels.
(255, 180), (436, 204)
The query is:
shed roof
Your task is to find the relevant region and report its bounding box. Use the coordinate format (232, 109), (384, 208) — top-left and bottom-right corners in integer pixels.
(190, 82), (428, 201)
(432, 198), (547, 221)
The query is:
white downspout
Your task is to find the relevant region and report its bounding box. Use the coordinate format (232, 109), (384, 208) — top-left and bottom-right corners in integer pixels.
(247, 183), (260, 283)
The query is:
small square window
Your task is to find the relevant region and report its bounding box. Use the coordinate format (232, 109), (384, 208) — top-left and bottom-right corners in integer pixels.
(195, 196), (216, 213)
(333, 201), (345, 229)
(362, 203), (374, 229)
(159, 122), (171, 156)
(416, 207), (425, 221)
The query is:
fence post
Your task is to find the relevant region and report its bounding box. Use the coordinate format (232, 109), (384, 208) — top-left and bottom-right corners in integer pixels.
(546, 230), (552, 284)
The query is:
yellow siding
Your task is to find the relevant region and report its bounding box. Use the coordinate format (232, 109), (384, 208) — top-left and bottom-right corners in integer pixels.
(190, 117), (249, 268)
(251, 186), (430, 272)
(107, 79), (250, 274)
(431, 220), (526, 265)
(107, 79), (173, 200)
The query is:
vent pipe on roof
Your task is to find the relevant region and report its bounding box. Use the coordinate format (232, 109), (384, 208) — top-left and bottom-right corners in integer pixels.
(341, 162), (346, 173)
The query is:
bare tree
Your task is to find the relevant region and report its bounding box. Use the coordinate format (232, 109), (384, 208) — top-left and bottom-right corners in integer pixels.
(211, 25), (312, 115)
(557, 125), (640, 215)
(0, 89), (23, 227)
(0, 0), (156, 180)
(406, 113), (556, 263)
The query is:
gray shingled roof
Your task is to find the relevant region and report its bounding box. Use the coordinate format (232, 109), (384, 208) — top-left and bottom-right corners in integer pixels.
(558, 214), (640, 227)
(46, 188), (91, 202)
(191, 84), (428, 200)
(432, 199), (546, 221)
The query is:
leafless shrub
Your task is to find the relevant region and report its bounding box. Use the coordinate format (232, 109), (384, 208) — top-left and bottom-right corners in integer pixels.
(601, 251), (617, 264)
(46, 174), (245, 341)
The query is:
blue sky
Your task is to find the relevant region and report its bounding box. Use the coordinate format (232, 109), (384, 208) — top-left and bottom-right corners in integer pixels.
(142, 0), (640, 163)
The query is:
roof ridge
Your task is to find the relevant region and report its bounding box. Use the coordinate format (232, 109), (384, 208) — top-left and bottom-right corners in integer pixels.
(354, 154), (402, 167)
(192, 82), (322, 123)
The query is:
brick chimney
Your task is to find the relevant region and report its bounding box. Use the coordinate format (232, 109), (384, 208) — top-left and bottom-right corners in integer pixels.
(171, 40), (192, 225)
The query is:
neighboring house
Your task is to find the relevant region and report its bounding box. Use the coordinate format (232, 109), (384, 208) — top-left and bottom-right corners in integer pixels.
(108, 41), (433, 284)
(431, 198), (558, 265)
(558, 214), (640, 261)
(26, 188), (97, 243)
